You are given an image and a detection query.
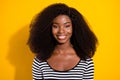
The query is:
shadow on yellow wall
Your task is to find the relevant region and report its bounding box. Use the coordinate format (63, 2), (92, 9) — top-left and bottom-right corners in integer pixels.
(7, 25), (34, 80)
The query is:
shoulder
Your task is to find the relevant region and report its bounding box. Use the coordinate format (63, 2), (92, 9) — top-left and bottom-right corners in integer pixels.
(33, 57), (41, 64)
(81, 58), (94, 67)
(86, 58), (94, 63)
(32, 57), (47, 67)
(84, 58), (94, 68)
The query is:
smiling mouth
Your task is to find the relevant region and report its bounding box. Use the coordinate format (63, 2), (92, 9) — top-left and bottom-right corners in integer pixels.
(57, 35), (66, 40)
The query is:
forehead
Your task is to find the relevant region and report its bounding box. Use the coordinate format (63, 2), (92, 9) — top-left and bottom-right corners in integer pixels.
(53, 15), (71, 23)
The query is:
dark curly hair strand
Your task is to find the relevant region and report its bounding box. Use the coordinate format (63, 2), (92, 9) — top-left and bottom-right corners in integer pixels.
(28, 3), (98, 61)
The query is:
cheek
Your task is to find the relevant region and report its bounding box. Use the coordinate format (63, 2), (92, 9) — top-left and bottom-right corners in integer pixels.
(52, 28), (57, 35)
(67, 28), (72, 34)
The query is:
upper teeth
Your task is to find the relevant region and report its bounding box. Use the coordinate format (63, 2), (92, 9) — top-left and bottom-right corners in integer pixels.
(58, 36), (66, 39)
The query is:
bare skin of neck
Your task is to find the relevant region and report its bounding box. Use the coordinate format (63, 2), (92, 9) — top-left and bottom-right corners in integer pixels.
(47, 43), (80, 71)
(53, 42), (73, 55)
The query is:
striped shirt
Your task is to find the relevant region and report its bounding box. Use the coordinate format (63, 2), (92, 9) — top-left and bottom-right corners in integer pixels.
(32, 57), (94, 80)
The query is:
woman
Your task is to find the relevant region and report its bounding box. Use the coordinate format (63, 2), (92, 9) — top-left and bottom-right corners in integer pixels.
(28, 3), (98, 80)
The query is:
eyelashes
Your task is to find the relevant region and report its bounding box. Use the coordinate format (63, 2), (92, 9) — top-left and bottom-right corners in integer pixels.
(52, 25), (58, 28)
(52, 25), (71, 29)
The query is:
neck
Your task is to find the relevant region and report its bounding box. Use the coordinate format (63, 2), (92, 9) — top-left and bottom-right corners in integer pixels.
(54, 42), (73, 54)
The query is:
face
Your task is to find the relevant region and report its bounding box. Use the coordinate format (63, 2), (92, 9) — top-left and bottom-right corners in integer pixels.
(52, 15), (72, 44)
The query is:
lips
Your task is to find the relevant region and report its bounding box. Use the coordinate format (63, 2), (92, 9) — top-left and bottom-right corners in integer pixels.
(57, 35), (66, 40)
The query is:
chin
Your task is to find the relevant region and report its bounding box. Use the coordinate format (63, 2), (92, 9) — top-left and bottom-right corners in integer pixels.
(58, 42), (66, 44)
(57, 40), (68, 44)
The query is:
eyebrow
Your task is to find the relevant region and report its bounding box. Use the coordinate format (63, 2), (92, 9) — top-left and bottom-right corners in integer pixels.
(53, 22), (71, 25)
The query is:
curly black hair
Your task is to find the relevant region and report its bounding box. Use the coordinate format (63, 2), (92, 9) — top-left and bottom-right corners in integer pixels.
(28, 3), (98, 61)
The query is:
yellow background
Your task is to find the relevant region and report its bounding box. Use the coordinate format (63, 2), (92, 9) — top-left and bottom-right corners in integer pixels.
(1, 0), (120, 80)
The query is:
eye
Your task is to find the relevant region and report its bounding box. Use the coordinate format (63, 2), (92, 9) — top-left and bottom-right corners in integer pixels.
(65, 25), (71, 28)
(52, 25), (58, 28)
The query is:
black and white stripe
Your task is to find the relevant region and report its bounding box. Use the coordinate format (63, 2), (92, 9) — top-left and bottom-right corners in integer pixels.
(32, 57), (94, 80)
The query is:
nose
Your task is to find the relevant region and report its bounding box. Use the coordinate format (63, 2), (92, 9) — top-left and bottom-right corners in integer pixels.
(58, 26), (65, 33)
